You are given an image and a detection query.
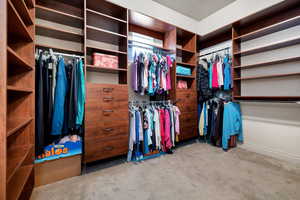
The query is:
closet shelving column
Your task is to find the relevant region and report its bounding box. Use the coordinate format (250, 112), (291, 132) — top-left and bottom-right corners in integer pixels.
(175, 28), (198, 141)
(84, 0), (129, 163)
(1, 0), (35, 199)
(232, 9), (300, 101)
(35, 0), (84, 54)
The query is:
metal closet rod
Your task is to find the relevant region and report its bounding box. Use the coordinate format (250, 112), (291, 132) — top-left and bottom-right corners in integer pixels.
(198, 47), (231, 57)
(37, 47), (84, 59)
(128, 100), (172, 104)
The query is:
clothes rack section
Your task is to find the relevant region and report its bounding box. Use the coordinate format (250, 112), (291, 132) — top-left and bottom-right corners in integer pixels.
(198, 98), (243, 151)
(128, 100), (181, 161)
(197, 49), (233, 103)
(35, 48), (85, 163)
(130, 51), (174, 96)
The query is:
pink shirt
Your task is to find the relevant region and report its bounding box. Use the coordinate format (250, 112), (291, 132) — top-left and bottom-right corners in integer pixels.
(164, 109), (172, 150)
(212, 62), (219, 88)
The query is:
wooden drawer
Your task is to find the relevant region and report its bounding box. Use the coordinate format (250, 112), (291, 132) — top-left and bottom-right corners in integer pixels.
(179, 125), (197, 141)
(176, 89), (196, 100)
(85, 120), (128, 139)
(177, 101), (197, 112)
(179, 111), (197, 126)
(84, 135), (128, 163)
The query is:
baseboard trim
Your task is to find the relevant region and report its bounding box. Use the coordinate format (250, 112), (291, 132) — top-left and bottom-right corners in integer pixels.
(240, 143), (300, 164)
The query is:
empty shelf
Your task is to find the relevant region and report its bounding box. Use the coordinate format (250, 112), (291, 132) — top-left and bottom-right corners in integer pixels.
(36, 43), (84, 54)
(176, 47), (195, 54)
(176, 61), (196, 67)
(7, 47), (33, 70)
(7, 117), (33, 137)
(36, 4), (83, 28)
(7, 86), (33, 93)
(234, 72), (300, 81)
(7, 165), (33, 200)
(86, 8), (127, 24)
(233, 56), (300, 69)
(86, 44), (127, 55)
(234, 16), (300, 42)
(11, 0), (33, 25)
(234, 36), (300, 56)
(7, 145), (33, 182)
(86, 65), (127, 73)
(36, 24), (83, 43)
(86, 25), (127, 38)
(7, 0), (33, 42)
(176, 75), (195, 79)
(234, 96), (300, 101)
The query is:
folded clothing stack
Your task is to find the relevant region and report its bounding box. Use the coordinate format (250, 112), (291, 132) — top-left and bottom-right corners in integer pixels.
(176, 65), (191, 76)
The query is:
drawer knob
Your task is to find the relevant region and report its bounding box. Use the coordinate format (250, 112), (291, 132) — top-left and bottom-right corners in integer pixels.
(104, 146), (114, 151)
(103, 128), (114, 132)
(103, 88), (114, 92)
(103, 97), (113, 101)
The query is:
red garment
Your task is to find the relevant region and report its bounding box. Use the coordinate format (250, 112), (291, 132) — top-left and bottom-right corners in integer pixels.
(212, 62), (219, 88)
(164, 109), (172, 150)
(159, 109), (166, 152)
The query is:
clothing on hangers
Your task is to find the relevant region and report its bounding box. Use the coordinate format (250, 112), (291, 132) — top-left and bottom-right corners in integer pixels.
(127, 101), (180, 161)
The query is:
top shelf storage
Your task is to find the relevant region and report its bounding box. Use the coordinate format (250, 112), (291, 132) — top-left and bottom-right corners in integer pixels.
(234, 15), (300, 42)
(176, 28), (196, 52)
(86, 0), (127, 21)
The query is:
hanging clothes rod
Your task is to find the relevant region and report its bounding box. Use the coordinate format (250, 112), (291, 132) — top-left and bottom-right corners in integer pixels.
(128, 100), (172, 104)
(36, 47), (84, 59)
(198, 47), (231, 57)
(128, 39), (174, 52)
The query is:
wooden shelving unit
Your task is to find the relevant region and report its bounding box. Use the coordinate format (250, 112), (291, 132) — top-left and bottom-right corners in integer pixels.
(175, 28), (198, 141)
(0, 0), (35, 199)
(85, 0), (128, 84)
(232, 5), (300, 101)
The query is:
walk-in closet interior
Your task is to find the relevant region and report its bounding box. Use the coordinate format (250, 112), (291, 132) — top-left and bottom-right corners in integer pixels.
(0, 0), (299, 199)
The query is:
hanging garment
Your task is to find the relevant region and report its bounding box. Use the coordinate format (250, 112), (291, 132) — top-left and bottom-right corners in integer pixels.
(223, 56), (232, 90)
(67, 59), (78, 132)
(164, 109), (172, 150)
(76, 59), (85, 126)
(127, 110), (136, 161)
(212, 62), (219, 88)
(216, 60), (224, 87)
(131, 53), (138, 92)
(197, 59), (213, 102)
(222, 102), (243, 150)
(51, 58), (67, 135)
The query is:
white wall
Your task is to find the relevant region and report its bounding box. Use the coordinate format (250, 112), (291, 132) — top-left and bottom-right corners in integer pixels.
(197, 0), (284, 35)
(107, 0), (198, 33)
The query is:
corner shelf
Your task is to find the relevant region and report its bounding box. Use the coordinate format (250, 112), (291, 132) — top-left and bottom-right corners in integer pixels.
(6, 145), (33, 182)
(233, 56), (300, 69)
(11, 0), (34, 25)
(86, 25), (127, 38)
(234, 15), (300, 42)
(7, 165), (33, 200)
(176, 47), (195, 54)
(7, 118), (33, 137)
(234, 72), (300, 81)
(8, 0), (33, 42)
(234, 36), (300, 56)
(7, 47), (33, 71)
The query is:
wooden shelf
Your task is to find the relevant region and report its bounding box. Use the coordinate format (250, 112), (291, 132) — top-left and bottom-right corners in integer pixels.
(7, 86), (33, 93)
(7, 117), (33, 137)
(234, 72), (300, 81)
(86, 45), (127, 55)
(36, 24), (83, 43)
(128, 40), (174, 52)
(234, 36), (300, 56)
(176, 61), (196, 67)
(35, 43), (84, 54)
(36, 4), (83, 28)
(233, 56), (300, 69)
(7, 47), (33, 71)
(176, 75), (195, 79)
(86, 8), (127, 24)
(7, 165), (33, 200)
(7, 145), (33, 182)
(86, 25), (127, 38)
(11, 0), (33, 25)
(24, 0), (34, 8)
(7, 0), (33, 42)
(234, 96), (300, 101)
(176, 47), (195, 54)
(234, 16), (300, 42)
(86, 65), (127, 73)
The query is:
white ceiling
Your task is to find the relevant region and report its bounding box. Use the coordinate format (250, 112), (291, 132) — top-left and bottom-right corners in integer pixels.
(153, 0), (236, 21)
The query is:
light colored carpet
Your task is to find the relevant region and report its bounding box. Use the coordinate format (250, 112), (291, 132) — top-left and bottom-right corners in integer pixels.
(31, 143), (300, 200)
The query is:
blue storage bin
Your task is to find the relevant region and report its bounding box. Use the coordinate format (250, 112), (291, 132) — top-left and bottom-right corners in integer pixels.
(176, 65), (191, 76)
